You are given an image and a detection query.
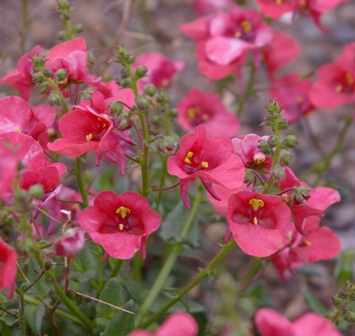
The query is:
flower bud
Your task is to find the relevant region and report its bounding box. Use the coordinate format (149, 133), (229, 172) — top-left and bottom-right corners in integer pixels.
(283, 135), (298, 148)
(277, 120), (289, 130)
(135, 95), (151, 111)
(152, 115), (163, 126)
(267, 135), (280, 147)
(43, 68), (54, 78)
(143, 84), (157, 97)
(156, 91), (170, 104)
(118, 79), (132, 89)
(109, 101), (124, 115)
(331, 295), (342, 306)
(273, 166), (285, 181)
(32, 73), (45, 84)
(281, 151), (293, 166)
(258, 140), (270, 154)
(168, 108), (179, 118)
(48, 92), (62, 106)
(38, 83), (50, 94)
(55, 69), (68, 81)
(344, 312), (355, 324)
(120, 67), (131, 79)
(55, 228), (85, 258)
(117, 117), (131, 131)
(135, 66), (148, 79)
(157, 136), (178, 156)
(73, 23), (83, 34)
(28, 184), (44, 200)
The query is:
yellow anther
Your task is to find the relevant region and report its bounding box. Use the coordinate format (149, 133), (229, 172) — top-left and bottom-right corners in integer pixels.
(71, 203), (79, 210)
(249, 198), (265, 211)
(276, 0), (282, 4)
(235, 32), (241, 38)
(202, 114), (209, 121)
(86, 133), (94, 141)
(119, 224), (124, 231)
(240, 20), (252, 33)
(335, 84), (343, 93)
(345, 73), (354, 86)
(187, 107), (199, 121)
(303, 240), (311, 246)
(296, 96), (303, 104)
(184, 151), (194, 164)
(98, 117), (101, 121)
(286, 231), (293, 241)
(201, 161), (209, 168)
(253, 153), (265, 164)
(15, 129), (21, 132)
(253, 217), (258, 225)
(116, 206), (131, 218)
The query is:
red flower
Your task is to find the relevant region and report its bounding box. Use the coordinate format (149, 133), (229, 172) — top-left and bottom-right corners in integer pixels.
(227, 191), (291, 257)
(270, 74), (314, 123)
(127, 312), (198, 336)
(257, 0), (299, 19)
(0, 144), (18, 198)
(167, 125), (245, 209)
(132, 52), (185, 91)
(262, 32), (301, 79)
(255, 308), (340, 336)
(0, 45), (43, 101)
(177, 88), (239, 137)
(0, 239), (17, 292)
(79, 191), (161, 260)
(48, 90), (135, 174)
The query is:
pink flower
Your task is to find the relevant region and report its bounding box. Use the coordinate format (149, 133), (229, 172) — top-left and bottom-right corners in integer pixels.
(227, 191), (291, 257)
(270, 74), (314, 123)
(192, 0), (234, 16)
(177, 88), (239, 137)
(257, 0), (300, 19)
(167, 125), (245, 209)
(132, 52), (184, 91)
(127, 312), (198, 336)
(79, 191), (161, 260)
(255, 308), (340, 336)
(232, 134), (272, 170)
(0, 96), (56, 148)
(48, 90), (136, 174)
(55, 228), (85, 258)
(0, 239), (17, 292)
(0, 45), (43, 101)
(0, 144), (18, 197)
(45, 37), (87, 83)
(262, 32), (301, 79)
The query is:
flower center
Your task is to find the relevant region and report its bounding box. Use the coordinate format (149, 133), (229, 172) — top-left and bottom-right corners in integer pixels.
(276, 0), (282, 4)
(184, 151), (208, 169)
(249, 198), (265, 225)
(253, 153), (265, 164)
(240, 20), (252, 33)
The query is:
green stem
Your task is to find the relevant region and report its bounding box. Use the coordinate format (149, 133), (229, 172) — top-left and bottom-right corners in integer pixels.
(136, 189), (202, 324)
(76, 158), (89, 209)
(137, 239), (237, 329)
(15, 289), (26, 336)
(23, 295), (83, 326)
(236, 63), (257, 117)
(313, 115), (353, 185)
(155, 157), (168, 211)
(46, 78), (70, 114)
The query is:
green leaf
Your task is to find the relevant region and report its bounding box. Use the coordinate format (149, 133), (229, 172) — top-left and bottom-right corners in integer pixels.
(0, 309), (19, 326)
(301, 288), (327, 315)
(25, 303), (45, 335)
(97, 278), (125, 319)
(101, 300), (136, 336)
(334, 249), (355, 286)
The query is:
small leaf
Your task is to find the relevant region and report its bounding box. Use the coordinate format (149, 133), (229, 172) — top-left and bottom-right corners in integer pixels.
(25, 303), (45, 335)
(97, 278), (125, 319)
(0, 309), (19, 326)
(301, 288), (327, 315)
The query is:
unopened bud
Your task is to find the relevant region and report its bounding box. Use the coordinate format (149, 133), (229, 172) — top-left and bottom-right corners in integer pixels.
(168, 108), (179, 118)
(73, 23), (83, 34)
(143, 84), (157, 97)
(55, 69), (68, 81)
(43, 68), (54, 78)
(273, 166), (285, 181)
(283, 135), (298, 148)
(135, 95), (151, 111)
(253, 152), (265, 164)
(331, 295), (342, 306)
(28, 184), (44, 199)
(267, 135), (280, 147)
(120, 67), (131, 79)
(152, 116), (163, 126)
(278, 120), (289, 130)
(135, 65), (148, 79)
(32, 73), (45, 84)
(119, 79), (132, 89)
(38, 83), (50, 94)
(109, 102), (123, 115)
(48, 92), (62, 106)
(117, 117), (130, 131)
(258, 140), (270, 153)
(281, 151), (293, 166)
(157, 136), (178, 156)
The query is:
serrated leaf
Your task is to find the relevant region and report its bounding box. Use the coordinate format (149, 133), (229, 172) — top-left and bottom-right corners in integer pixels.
(97, 278), (125, 319)
(101, 300), (136, 336)
(301, 288), (327, 315)
(0, 309), (19, 326)
(25, 303), (45, 335)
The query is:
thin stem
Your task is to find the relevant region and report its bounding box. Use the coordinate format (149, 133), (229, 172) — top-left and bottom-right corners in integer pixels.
(136, 188), (202, 324)
(236, 63), (257, 117)
(137, 240), (237, 329)
(76, 157), (89, 209)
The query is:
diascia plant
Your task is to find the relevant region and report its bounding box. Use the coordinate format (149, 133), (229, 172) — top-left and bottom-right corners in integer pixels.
(0, 0), (354, 335)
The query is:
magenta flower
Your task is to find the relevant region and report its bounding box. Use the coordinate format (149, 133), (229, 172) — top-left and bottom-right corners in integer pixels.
(0, 239), (17, 292)
(55, 228), (85, 258)
(0, 144), (18, 197)
(227, 191), (291, 257)
(48, 90), (136, 174)
(177, 88), (239, 137)
(0, 45), (43, 101)
(132, 52), (185, 91)
(167, 125), (245, 209)
(127, 312), (198, 336)
(45, 37), (87, 83)
(0, 96), (56, 148)
(257, 0), (299, 19)
(79, 191), (161, 260)
(262, 32), (301, 79)
(270, 74), (314, 123)
(255, 308), (340, 336)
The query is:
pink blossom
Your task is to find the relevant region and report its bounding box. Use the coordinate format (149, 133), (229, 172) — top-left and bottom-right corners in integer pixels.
(0, 239), (17, 293)
(55, 228), (85, 258)
(255, 308), (340, 336)
(79, 191), (161, 260)
(257, 0), (300, 19)
(192, 0), (234, 16)
(132, 52), (185, 91)
(0, 144), (18, 197)
(270, 74), (314, 123)
(177, 88), (239, 137)
(127, 312), (198, 336)
(227, 191), (291, 257)
(167, 125), (245, 209)
(0, 45), (43, 101)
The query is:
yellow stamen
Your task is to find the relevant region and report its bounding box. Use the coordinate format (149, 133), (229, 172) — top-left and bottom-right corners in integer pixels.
(202, 114), (209, 121)
(276, 0), (282, 4)
(234, 32), (241, 38)
(253, 153), (265, 164)
(240, 20), (252, 33)
(345, 73), (354, 86)
(184, 151), (194, 164)
(71, 203), (79, 210)
(303, 240), (311, 246)
(296, 96), (303, 104)
(187, 107), (199, 121)
(335, 84), (343, 93)
(116, 206), (131, 218)
(253, 217), (258, 225)
(86, 133), (93, 141)
(15, 129), (21, 132)
(98, 117), (101, 121)
(249, 198), (265, 211)
(286, 231), (293, 241)
(119, 224), (124, 231)
(201, 161), (209, 168)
